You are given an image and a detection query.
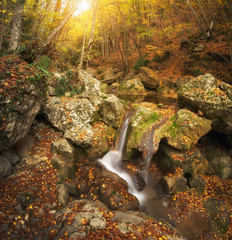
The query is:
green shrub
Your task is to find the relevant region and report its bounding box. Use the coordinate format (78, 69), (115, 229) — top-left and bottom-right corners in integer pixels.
(133, 53), (150, 70)
(36, 55), (52, 69)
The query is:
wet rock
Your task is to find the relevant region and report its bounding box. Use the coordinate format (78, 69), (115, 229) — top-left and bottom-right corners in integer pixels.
(203, 146), (232, 179)
(157, 143), (208, 175)
(178, 74), (232, 134)
(203, 198), (231, 236)
(1, 148), (19, 165)
(14, 134), (35, 159)
(139, 67), (160, 89)
(0, 155), (12, 178)
(127, 103), (164, 156)
(160, 175), (188, 195)
(164, 109), (211, 150)
(50, 138), (75, 163)
(57, 184), (69, 206)
(97, 171), (139, 210)
(98, 94), (125, 128)
(118, 78), (147, 94)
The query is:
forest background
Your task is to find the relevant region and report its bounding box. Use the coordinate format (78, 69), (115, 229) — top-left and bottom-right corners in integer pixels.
(1, 0), (232, 83)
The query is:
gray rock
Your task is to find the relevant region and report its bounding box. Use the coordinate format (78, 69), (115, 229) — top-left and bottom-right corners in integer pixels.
(1, 148), (19, 165)
(178, 74), (232, 134)
(98, 94), (124, 128)
(89, 218), (106, 230)
(14, 134), (35, 159)
(203, 146), (232, 179)
(50, 138), (75, 163)
(160, 175), (188, 195)
(57, 184), (69, 206)
(112, 211), (146, 224)
(118, 78), (147, 94)
(0, 155), (12, 178)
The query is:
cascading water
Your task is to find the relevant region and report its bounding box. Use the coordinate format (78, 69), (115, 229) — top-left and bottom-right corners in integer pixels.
(98, 112), (157, 206)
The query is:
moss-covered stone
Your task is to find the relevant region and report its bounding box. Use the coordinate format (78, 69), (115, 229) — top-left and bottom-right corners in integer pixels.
(164, 109), (211, 150)
(118, 78), (147, 94)
(178, 74), (232, 134)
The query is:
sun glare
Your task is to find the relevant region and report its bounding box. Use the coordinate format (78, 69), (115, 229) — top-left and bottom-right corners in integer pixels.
(74, 0), (91, 16)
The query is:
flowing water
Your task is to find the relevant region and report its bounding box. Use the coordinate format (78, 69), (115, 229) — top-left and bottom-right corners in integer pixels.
(98, 112), (171, 221)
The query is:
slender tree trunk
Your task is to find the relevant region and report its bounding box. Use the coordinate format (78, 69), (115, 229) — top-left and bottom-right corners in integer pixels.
(8, 0), (26, 52)
(43, 0), (81, 49)
(186, 0), (208, 38)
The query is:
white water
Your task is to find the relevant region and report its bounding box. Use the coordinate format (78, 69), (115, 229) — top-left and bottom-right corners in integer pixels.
(98, 113), (157, 206)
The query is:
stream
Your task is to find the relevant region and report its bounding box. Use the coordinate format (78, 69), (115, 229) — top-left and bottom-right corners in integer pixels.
(98, 111), (173, 224)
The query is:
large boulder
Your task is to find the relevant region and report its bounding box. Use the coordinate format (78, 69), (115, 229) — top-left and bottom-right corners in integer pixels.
(163, 109), (212, 150)
(118, 78), (147, 94)
(98, 95), (125, 128)
(127, 103), (211, 159)
(78, 70), (102, 106)
(203, 146), (232, 179)
(0, 87), (41, 151)
(178, 74), (232, 134)
(0, 55), (45, 151)
(157, 143), (208, 175)
(44, 97), (96, 146)
(139, 67), (160, 89)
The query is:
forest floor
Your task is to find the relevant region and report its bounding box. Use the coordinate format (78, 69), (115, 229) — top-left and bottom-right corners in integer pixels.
(0, 123), (232, 239)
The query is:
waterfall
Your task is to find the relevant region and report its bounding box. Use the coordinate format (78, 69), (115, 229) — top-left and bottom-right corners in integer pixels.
(98, 112), (156, 206)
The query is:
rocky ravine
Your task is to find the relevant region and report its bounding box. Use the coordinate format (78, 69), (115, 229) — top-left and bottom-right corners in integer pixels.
(0, 65), (232, 239)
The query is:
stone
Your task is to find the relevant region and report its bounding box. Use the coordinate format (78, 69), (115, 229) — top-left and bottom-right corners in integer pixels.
(0, 91), (41, 151)
(89, 218), (106, 230)
(160, 175), (188, 195)
(203, 146), (232, 179)
(203, 198), (231, 235)
(98, 94), (125, 128)
(78, 70), (102, 106)
(0, 155), (12, 178)
(193, 44), (204, 52)
(164, 109), (211, 150)
(157, 143), (208, 175)
(188, 175), (206, 194)
(139, 67), (160, 89)
(118, 78), (147, 94)
(50, 138), (75, 163)
(57, 184), (70, 206)
(14, 134), (35, 159)
(1, 148), (19, 165)
(178, 74), (232, 134)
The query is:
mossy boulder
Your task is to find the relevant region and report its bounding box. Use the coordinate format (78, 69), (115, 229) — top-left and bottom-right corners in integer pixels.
(127, 104), (211, 159)
(178, 74), (232, 134)
(157, 143), (208, 175)
(126, 103), (164, 157)
(118, 78), (147, 94)
(164, 109), (212, 150)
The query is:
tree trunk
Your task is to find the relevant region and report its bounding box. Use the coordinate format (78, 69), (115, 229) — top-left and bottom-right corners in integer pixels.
(8, 0), (26, 52)
(186, 0), (208, 38)
(43, 0), (81, 49)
